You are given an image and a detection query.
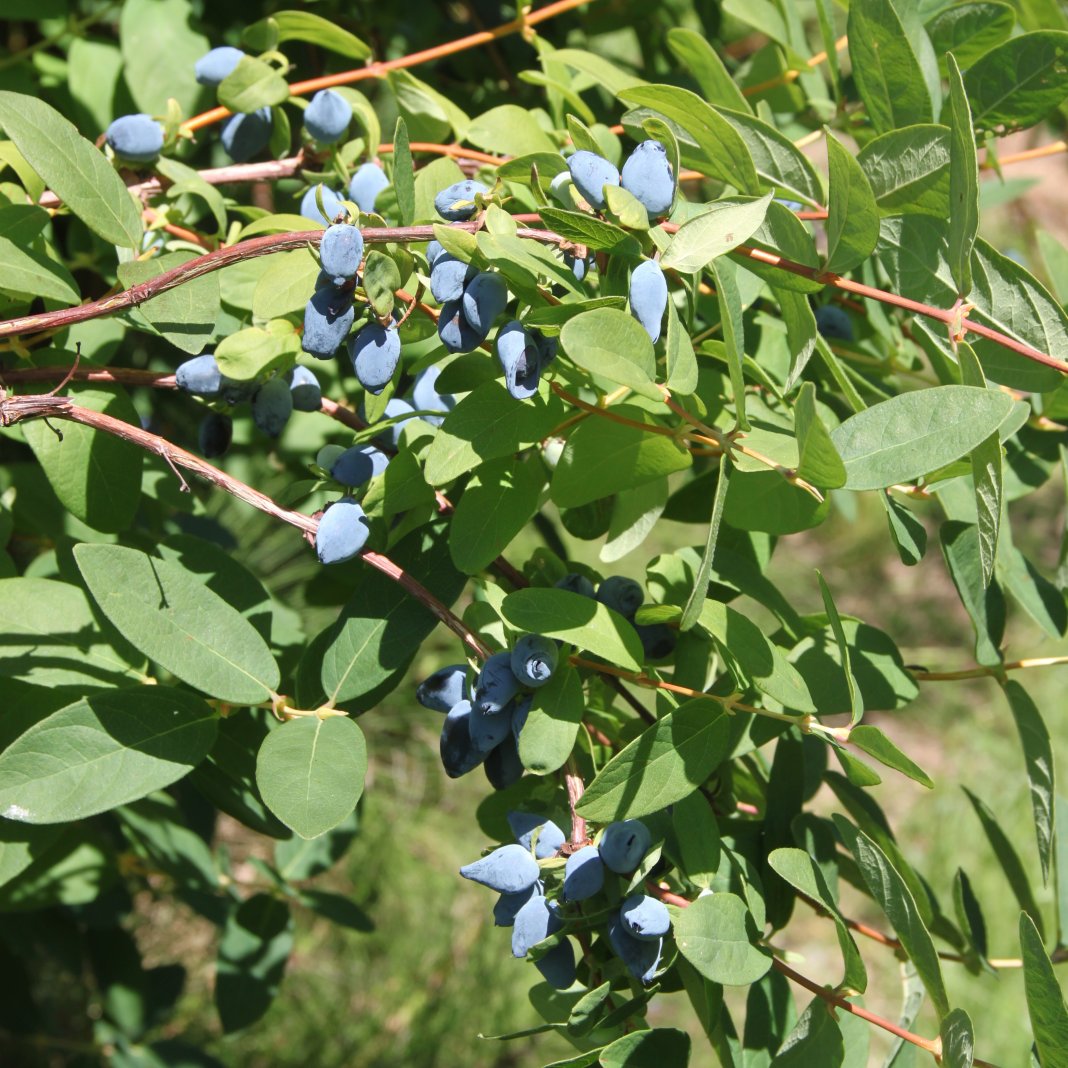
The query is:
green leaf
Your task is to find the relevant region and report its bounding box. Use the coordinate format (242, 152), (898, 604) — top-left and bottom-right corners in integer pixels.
(699, 601), (814, 711)
(0, 578), (145, 689)
(251, 249), (321, 320)
(954, 867), (991, 968)
(847, 0), (932, 134)
(576, 698), (731, 821)
(664, 298), (699, 396)
(467, 104), (557, 156)
(940, 521), (1005, 666)
(517, 662), (585, 775)
(711, 257), (748, 431)
(964, 788), (1045, 939)
(214, 325), (291, 382)
(674, 892), (773, 986)
(667, 29), (751, 112)
(939, 1008), (974, 1068)
(392, 117), (415, 227)
(119, 251), (222, 354)
(849, 726), (933, 788)
(604, 183), (652, 230)
(600, 1029), (691, 1068)
(680, 457), (730, 631)
(215, 895), (293, 1034)
(560, 308), (658, 399)
(75, 544), (280, 704)
(1020, 912), (1068, 1068)
(971, 431), (1002, 589)
(946, 56), (979, 297)
(0, 823), (64, 891)
(23, 384), (144, 533)
(661, 195), (772, 274)
(768, 848), (867, 994)
(218, 55), (290, 114)
(535, 208), (640, 256)
(771, 997), (844, 1066)
(833, 817), (949, 1019)
(816, 572), (862, 728)
(881, 494), (927, 566)
(502, 587), (644, 672)
(0, 92), (141, 248)
(1004, 681), (1056, 885)
(926, 4), (1015, 73)
(0, 688), (216, 824)
(672, 792), (721, 890)
(823, 132), (879, 276)
(965, 31), (1068, 135)
(308, 526), (466, 707)
(256, 10), (370, 60)
(794, 383), (846, 489)
(830, 385), (1014, 490)
(857, 125), (950, 218)
(0, 230), (79, 304)
(723, 470), (829, 535)
(551, 406), (691, 509)
(553, 48), (646, 95)
(449, 457), (545, 574)
(715, 107), (824, 207)
(619, 85), (759, 192)
(363, 250), (401, 319)
(996, 535), (1067, 640)
(0, 823), (116, 910)
(423, 382), (564, 486)
(119, 0), (208, 118)
(256, 716), (367, 840)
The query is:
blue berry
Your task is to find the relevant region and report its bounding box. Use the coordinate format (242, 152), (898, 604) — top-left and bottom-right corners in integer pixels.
(567, 150), (619, 210)
(348, 162), (389, 213)
(496, 320), (543, 400)
(470, 699), (515, 754)
(607, 914), (662, 984)
(473, 651), (520, 716)
(565, 252), (596, 282)
(376, 397), (416, 448)
(330, 443), (389, 487)
(510, 634), (559, 688)
(288, 365), (321, 412)
(348, 321), (402, 395)
(555, 573), (596, 598)
(417, 664), (468, 713)
(430, 254), (477, 303)
(302, 286), (355, 359)
(507, 813), (566, 859)
(511, 695), (532, 743)
(534, 939), (576, 989)
(596, 576), (644, 620)
(549, 170), (574, 207)
(598, 819), (651, 874)
(251, 376), (292, 437)
(438, 299), (484, 353)
(434, 179), (489, 221)
(815, 304), (853, 341)
(303, 89), (352, 143)
(461, 272), (508, 334)
(315, 497), (370, 565)
(493, 883), (542, 927)
(320, 223), (364, 285)
(636, 623), (676, 660)
(176, 354), (223, 396)
(105, 114), (163, 165)
(459, 843), (540, 894)
(219, 107), (271, 163)
(563, 845), (604, 902)
(629, 260), (668, 344)
(620, 139), (675, 218)
(511, 895), (561, 958)
(485, 733), (524, 789)
(439, 700), (486, 778)
(426, 240), (445, 268)
(300, 185), (347, 224)
(620, 893), (671, 941)
(198, 412), (232, 458)
(412, 366), (456, 427)
(195, 46), (245, 86)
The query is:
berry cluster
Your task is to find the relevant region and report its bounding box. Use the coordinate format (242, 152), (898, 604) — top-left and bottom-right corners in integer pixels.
(174, 353), (321, 457)
(458, 813), (670, 989)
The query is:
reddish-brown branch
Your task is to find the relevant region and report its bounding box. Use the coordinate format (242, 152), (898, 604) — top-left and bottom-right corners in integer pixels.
(0, 391), (488, 659)
(564, 758), (588, 847)
(182, 0), (595, 133)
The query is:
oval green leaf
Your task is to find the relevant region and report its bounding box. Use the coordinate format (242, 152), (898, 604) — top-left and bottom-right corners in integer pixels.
(674, 892), (773, 986)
